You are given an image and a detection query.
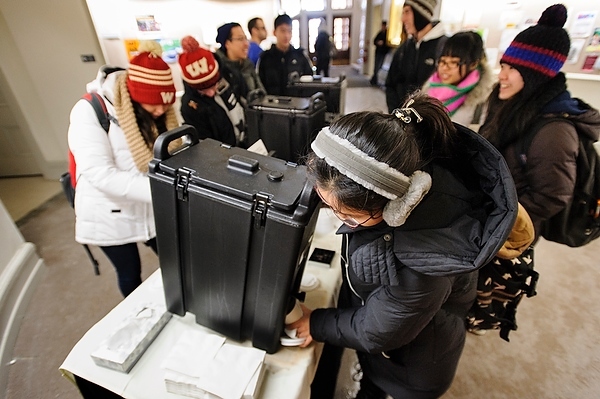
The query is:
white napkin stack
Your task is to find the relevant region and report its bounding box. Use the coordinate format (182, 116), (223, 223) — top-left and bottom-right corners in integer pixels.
(162, 330), (266, 399)
(91, 303), (171, 373)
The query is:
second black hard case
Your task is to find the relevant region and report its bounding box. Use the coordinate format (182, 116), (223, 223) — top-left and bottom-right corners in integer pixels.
(245, 92), (326, 164)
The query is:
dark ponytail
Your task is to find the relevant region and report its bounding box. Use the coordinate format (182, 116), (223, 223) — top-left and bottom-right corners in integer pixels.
(306, 92), (458, 213)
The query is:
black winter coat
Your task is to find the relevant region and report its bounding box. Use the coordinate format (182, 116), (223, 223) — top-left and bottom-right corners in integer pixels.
(385, 22), (447, 112)
(310, 125), (517, 398)
(257, 44), (313, 96)
(179, 82), (237, 146)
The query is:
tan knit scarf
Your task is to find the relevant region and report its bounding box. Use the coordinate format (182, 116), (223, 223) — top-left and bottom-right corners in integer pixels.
(113, 73), (179, 173)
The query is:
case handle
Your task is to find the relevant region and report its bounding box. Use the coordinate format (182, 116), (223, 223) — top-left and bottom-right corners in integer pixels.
(247, 88), (266, 104)
(309, 92), (325, 110)
(152, 125), (200, 161)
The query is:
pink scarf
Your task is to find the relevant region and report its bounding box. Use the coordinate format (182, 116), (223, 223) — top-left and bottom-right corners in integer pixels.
(427, 69), (481, 115)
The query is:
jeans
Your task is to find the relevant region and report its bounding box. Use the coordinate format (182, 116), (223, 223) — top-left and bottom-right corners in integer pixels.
(100, 238), (157, 297)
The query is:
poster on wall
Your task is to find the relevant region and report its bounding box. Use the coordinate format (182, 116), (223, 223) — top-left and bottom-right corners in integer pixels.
(567, 38), (586, 65)
(569, 11), (597, 38)
(123, 39), (140, 60)
(136, 15), (161, 32)
(586, 28), (600, 52)
(582, 55), (599, 72)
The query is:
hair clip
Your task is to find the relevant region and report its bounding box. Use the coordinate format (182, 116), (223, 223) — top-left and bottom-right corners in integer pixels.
(392, 99), (423, 124)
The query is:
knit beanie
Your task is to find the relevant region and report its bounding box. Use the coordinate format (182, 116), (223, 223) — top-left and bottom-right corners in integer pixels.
(178, 36), (221, 90)
(216, 23), (240, 50)
(404, 0), (437, 31)
(126, 40), (176, 105)
(500, 4), (570, 95)
(274, 14), (293, 29)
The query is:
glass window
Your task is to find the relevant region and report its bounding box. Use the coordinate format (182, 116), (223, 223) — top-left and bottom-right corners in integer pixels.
(291, 19), (300, 49)
(280, 0), (300, 17)
(332, 0), (352, 10)
(301, 0), (325, 12)
(333, 17), (350, 51)
(308, 18), (323, 53)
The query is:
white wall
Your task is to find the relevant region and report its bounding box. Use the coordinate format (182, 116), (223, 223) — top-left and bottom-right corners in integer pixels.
(0, 0), (105, 179)
(0, 200), (45, 395)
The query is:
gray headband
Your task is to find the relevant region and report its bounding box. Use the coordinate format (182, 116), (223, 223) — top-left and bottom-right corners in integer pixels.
(311, 127), (410, 200)
(311, 127), (432, 226)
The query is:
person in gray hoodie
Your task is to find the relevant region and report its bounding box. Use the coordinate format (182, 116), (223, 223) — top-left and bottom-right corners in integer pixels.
(289, 93), (517, 398)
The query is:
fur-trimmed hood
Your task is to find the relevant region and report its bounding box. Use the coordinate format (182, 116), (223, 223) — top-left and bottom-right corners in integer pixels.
(463, 61), (494, 107)
(391, 124), (517, 276)
(338, 124), (518, 277)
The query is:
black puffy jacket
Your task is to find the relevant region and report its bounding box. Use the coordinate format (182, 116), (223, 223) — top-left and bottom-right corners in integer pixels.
(385, 22), (447, 112)
(310, 124), (517, 398)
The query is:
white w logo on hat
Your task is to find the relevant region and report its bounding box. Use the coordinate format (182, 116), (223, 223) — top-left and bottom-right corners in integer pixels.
(161, 92), (175, 103)
(185, 58), (209, 77)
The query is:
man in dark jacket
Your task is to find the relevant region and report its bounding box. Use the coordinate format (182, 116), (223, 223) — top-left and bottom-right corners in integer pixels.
(258, 14), (313, 96)
(370, 21), (390, 86)
(385, 0), (447, 112)
(214, 22), (265, 103)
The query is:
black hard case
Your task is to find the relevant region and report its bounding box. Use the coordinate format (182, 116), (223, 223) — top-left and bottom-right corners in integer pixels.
(286, 75), (347, 123)
(245, 92), (326, 164)
(148, 126), (320, 354)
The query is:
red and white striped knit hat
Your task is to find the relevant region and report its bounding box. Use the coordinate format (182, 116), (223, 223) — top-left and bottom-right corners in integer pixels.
(126, 41), (176, 105)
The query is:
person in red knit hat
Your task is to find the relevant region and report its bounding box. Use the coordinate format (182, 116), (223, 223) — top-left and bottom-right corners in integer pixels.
(479, 3), (600, 242)
(178, 35), (247, 147)
(67, 40), (179, 298)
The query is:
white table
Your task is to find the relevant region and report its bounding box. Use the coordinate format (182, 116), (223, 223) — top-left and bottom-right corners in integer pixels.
(60, 209), (342, 399)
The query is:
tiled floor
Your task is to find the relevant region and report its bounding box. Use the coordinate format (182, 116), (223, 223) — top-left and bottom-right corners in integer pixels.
(4, 75), (600, 399)
(0, 176), (62, 223)
(1, 75), (383, 399)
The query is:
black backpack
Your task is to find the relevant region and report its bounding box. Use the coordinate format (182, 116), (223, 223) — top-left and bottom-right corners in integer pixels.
(517, 99), (600, 247)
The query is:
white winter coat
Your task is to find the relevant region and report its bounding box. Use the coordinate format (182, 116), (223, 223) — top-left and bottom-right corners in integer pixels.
(68, 70), (155, 246)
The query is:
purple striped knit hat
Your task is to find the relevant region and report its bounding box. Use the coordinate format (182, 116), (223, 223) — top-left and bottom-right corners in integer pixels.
(500, 4), (570, 94)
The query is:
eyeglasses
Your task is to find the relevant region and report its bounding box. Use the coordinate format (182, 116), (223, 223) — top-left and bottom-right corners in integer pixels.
(230, 36), (249, 42)
(315, 186), (380, 228)
(437, 59), (463, 70)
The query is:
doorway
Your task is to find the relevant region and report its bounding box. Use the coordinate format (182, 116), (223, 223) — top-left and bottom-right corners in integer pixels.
(304, 14), (351, 66)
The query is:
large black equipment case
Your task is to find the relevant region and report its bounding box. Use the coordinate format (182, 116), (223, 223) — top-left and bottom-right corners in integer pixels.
(148, 126), (320, 354)
(286, 75), (347, 123)
(245, 92), (326, 164)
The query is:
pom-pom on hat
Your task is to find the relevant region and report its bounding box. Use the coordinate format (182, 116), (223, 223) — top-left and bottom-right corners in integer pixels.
(500, 4), (570, 94)
(404, 0), (438, 31)
(178, 36), (220, 90)
(127, 40), (176, 105)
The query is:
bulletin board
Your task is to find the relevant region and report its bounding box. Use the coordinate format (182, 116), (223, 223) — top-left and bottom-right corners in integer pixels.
(439, 0), (600, 75)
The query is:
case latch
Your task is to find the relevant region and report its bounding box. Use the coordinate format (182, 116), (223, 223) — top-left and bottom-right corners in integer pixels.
(176, 168), (192, 202)
(253, 192), (270, 229)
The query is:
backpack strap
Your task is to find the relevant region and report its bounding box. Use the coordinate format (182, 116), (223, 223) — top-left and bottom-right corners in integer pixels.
(82, 92), (110, 133)
(515, 116), (573, 171)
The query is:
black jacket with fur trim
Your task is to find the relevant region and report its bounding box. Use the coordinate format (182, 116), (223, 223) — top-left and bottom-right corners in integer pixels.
(309, 124), (517, 398)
